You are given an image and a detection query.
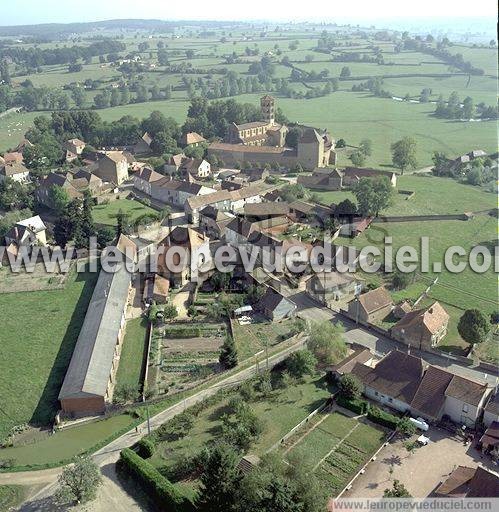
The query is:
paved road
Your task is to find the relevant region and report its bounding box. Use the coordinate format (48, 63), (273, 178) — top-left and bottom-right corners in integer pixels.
(13, 337), (306, 511)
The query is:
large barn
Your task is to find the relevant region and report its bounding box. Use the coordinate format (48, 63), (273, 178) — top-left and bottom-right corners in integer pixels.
(58, 263), (132, 416)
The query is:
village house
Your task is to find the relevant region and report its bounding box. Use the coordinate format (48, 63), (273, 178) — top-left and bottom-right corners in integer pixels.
(65, 138), (86, 161)
(351, 351), (490, 427)
(243, 202), (290, 221)
(199, 205), (234, 239)
(58, 263), (132, 416)
(179, 157), (211, 179)
(328, 344), (373, 381)
(164, 153), (187, 174)
(257, 285), (296, 322)
(4, 215), (47, 247)
(134, 132), (153, 155)
(94, 151), (129, 185)
(157, 227), (212, 287)
(479, 421), (499, 460)
(346, 286), (393, 324)
(297, 168), (343, 190)
(66, 138), (86, 155)
(132, 166), (164, 196)
(306, 271), (362, 308)
(36, 170), (104, 208)
(2, 151), (24, 165)
(185, 184), (269, 224)
(0, 162), (30, 183)
(181, 132), (206, 147)
(435, 466), (499, 497)
(150, 178), (216, 208)
(143, 274), (170, 306)
(391, 301), (450, 350)
(483, 392), (499, 428)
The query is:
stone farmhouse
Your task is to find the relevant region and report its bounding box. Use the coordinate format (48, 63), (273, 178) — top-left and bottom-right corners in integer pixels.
(208, 95), (335, 170)
(346, 286), (393, 324)
(36, 169), (104, 208)
(4, 214), (47, 248)
(297, 166), (397, 191)
(181, 132), (206, 147)
(94, 151), (129, 185)
(351, 350), (490, 427)
(178, 157), (211, 179)
(257, 285), (296, 322)
(157, 227), (212, 287)
(185, 183), (270, 223)
(134, 132), (153, 155)
(0, 161), (30, 184)
(58, 262), (132, 416)
(391, 301), (450, 350)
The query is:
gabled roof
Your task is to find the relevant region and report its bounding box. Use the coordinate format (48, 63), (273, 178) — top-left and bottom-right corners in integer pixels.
(2, 151), (23, 164)
(352, 351), (424, 404)
(410, 365), (453, 418)
(135, 166), (164, 183)
(445, 374), (488, 407)
(67, 138), (85, 147)
(102, 151), (127, 164)
(299, 128), (323, 144)
(259, 286), (292, 313)
(183, 132), (206, 145)
(16, 215), (46, 234)
(467, 467), (499, 497)
(393, 301), (449, 335)
(243, 202), (290, 217)
(141, 132), (153, 146)
(357, 287), (393, 314)
(0, 162), (29, 176)
(59, 263), (132, 400)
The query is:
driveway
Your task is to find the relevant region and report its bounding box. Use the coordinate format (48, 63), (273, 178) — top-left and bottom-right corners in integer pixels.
(342, 427), (497, 498)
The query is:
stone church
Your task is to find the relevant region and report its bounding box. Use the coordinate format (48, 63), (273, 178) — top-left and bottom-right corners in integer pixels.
(208, 95), (335, 170)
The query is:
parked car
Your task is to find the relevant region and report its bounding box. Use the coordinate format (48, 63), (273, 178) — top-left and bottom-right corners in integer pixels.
(409, 417), (429, 431)
(417, 434), (430, 446)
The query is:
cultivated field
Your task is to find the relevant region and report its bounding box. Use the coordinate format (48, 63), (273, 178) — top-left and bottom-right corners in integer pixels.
(279, 409), (386, 496)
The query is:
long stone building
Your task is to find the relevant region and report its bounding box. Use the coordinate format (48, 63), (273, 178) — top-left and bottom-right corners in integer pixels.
(58, 263), (132, 416)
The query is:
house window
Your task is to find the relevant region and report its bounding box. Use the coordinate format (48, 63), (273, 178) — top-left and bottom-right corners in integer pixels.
(374, 391), (379, 396)
(388, 397), (393, 403)
(462, 404), (469, 413)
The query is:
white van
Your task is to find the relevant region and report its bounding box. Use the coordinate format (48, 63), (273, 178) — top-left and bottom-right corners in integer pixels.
(409, 417), (429, 431)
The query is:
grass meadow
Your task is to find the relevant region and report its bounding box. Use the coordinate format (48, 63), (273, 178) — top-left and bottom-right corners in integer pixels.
(0, 270), (98, 441)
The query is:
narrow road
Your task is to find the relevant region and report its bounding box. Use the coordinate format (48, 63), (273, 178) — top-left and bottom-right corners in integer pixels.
(14, 337), (307, 511)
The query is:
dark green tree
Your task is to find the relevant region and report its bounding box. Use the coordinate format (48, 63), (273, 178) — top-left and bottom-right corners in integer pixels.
(220, 335), (238, 368)
(457, 309), (491, 345)
(196, 443), (241, 512)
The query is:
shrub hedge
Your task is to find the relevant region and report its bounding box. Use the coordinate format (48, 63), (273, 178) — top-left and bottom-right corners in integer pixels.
(336, 394), (369, 415)
(367, 406), (399, 430)
(136, 437), (155, 459)
(119, 448), (193, 512)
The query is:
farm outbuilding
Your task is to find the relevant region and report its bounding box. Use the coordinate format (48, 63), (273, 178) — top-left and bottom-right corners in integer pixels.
(58, 263), (132, 416)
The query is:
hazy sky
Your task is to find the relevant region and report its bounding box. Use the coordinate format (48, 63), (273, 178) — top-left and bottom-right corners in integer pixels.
(1, 0), (497, 25)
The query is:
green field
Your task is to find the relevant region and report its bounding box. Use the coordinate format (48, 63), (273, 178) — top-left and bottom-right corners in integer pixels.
(0, 270), (98, 441)
(115, 317), (148, 395)
(313, 174), (496, 214)
(92, 198), (158, 226)
(1, 29), (496, 164)
(0, 413), (134, 467)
